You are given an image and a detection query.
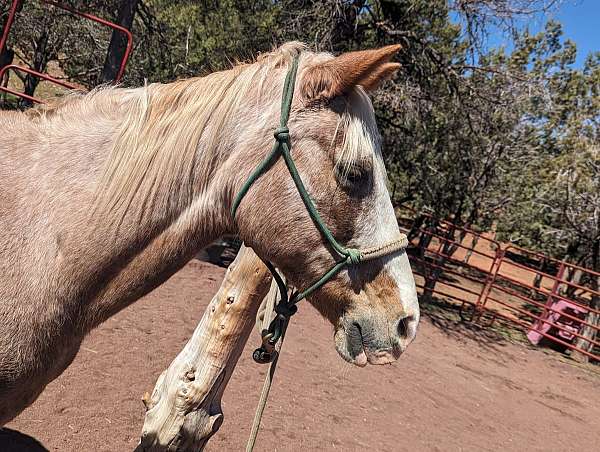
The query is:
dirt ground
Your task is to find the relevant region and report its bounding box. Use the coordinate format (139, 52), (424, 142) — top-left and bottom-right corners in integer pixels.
(3, 260), (600, 452)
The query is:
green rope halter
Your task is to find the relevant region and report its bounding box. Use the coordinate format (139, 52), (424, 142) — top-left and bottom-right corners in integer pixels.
(232, 54), (408, 363)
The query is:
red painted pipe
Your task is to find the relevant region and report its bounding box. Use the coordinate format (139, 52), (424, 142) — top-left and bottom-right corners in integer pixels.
(0, 0), (133, 104)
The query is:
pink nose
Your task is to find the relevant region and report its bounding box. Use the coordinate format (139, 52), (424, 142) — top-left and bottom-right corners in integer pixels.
(366, 348), (402, 365)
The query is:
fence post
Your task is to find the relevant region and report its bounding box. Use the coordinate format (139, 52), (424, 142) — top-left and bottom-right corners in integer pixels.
(540, 261), (566, 321)
(422, 226), (446, 302)
(473, 247), (504, 322)
(0, 1), (21, 57)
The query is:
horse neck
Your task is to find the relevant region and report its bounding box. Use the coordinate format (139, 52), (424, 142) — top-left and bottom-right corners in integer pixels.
(101, 70), (281, 242)
(92, 83), (243, 244)
(58, 88), (246, 326)
(74, 179), (234, 329)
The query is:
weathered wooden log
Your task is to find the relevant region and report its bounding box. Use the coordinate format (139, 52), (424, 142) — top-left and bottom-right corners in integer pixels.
(136, 244), (272, 451)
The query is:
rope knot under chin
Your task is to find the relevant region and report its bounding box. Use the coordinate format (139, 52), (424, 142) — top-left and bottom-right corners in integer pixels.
(345, 248), (362, 265)
(274, 126), (290, 142)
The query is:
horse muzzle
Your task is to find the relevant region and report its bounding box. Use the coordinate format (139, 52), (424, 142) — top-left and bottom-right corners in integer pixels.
(334, 310), (419, 366)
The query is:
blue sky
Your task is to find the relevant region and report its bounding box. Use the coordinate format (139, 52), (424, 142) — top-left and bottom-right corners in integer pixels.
(522, 0), (597, 66)
(458, 0), (599, 67)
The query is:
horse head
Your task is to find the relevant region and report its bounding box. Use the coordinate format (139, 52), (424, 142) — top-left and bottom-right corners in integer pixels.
(231, 43), (419, 366)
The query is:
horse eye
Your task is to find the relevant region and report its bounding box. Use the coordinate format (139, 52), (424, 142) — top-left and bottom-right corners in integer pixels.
(346, 166), (366, 184)
(337, 163), (371, 190)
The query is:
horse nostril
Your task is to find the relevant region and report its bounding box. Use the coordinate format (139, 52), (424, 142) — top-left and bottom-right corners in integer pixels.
(346, 321), (366, 359)
(397, 315), (415, 339)
(352, 321), (364, 340)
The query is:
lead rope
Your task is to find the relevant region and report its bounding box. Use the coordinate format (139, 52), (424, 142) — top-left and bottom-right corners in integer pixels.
(246, 280), (287, 452)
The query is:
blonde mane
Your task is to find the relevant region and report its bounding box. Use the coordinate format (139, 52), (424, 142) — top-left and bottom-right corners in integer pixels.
(84, 41), (379, 225)
(92, 42), (306, 223)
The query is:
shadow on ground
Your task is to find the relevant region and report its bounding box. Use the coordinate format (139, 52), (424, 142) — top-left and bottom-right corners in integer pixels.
(421, 295), (520, 352)
(0, 428), (48, 452)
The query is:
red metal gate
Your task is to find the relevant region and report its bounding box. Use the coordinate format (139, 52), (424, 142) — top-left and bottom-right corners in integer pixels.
(403, 210), (599, 361)
(0, 0), (133, 104)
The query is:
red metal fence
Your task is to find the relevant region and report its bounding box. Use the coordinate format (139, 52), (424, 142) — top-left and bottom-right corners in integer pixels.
(0, 0), (132, 104)
(402, 211), (600, 362)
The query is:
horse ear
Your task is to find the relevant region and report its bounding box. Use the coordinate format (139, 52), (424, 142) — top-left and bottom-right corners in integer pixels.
(301, 44), (402, 101)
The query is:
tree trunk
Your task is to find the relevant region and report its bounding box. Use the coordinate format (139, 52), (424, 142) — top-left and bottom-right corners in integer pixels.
(421, 222), (444, 303)
(99, 0), (138, 84)
(571, 240), (599, 363)
(571, 288), (599, 363)
(422, 223), (462, 303)
(445, 224), (466, 258)
(0, 46), (14, 71)
(1, 0), (22, 66)
(463, 235), (478, 264)
(422, 264), (443, 302)
(565, 268), (582, 299)
(19, 31), (48, 108)
(0, 47), (14, 105)
(136, 244), (272, 451)
(408, 214), (425, 241)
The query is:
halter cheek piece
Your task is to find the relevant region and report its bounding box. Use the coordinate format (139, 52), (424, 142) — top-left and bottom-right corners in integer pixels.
(231, 54), (408, 363)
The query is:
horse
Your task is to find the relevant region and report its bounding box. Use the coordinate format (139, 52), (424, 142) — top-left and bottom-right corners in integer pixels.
(0, 42), (419, 425)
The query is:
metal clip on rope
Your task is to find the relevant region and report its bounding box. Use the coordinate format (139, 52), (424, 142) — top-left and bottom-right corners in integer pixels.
(253, 300), (298, 364)
(252, 260), (298, 363)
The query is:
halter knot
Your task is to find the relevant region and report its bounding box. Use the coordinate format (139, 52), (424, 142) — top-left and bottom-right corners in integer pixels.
(274, 126), (290, 142)
(274, 301), (297, 318)
(345, 248), (362, 265)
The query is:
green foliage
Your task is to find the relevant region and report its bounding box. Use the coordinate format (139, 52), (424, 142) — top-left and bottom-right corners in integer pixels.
(122, 0), (281, 84)
(493, 22), (600, 266)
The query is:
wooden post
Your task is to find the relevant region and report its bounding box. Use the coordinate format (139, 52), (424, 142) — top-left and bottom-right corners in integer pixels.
(136, 244), (272, 451)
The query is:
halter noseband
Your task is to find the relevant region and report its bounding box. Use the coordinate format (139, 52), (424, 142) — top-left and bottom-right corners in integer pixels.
(231, 54), (408, 363)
